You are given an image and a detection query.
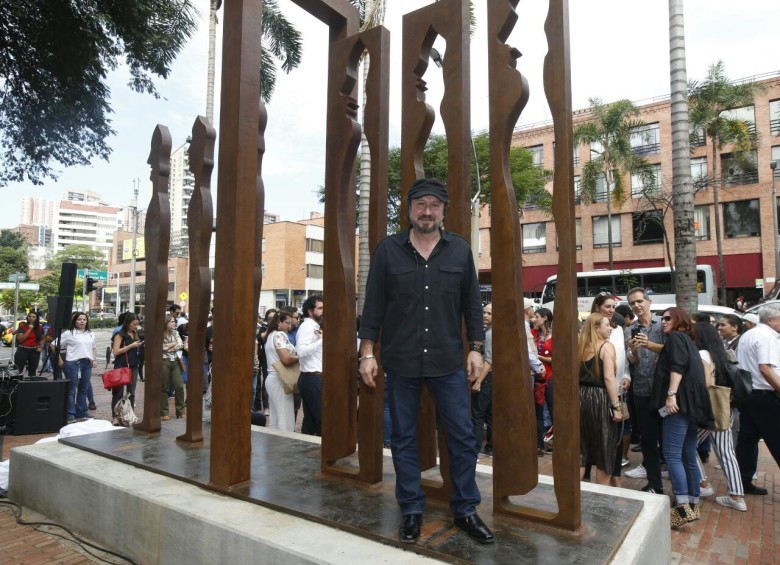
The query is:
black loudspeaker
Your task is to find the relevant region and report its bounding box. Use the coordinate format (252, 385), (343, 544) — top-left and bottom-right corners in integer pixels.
(13, 380), (69, 435)
(55, 262), (77, 332)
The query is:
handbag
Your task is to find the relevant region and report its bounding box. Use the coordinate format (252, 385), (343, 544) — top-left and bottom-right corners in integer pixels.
(725, 361), (752, 409)
(113, 393), (138, 427)
(708, 384), (732, 432)
(619, 393), (630, 421)
(102, 352), (132, 390)
(272, 359), (301, 394)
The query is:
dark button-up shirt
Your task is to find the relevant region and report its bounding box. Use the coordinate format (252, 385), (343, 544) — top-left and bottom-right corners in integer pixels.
(625, 314), (666, 397)
(359, 228), (484, 377)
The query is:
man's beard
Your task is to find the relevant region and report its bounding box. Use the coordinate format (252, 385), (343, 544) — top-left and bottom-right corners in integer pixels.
(411, 217), (441, 234)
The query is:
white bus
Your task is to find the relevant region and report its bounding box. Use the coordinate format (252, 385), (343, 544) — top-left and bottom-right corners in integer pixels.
(540, 265), (717, 312)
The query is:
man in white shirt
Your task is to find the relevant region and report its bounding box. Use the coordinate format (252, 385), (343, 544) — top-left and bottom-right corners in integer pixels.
(296, 295), (324, 436)
(735, 303), (780, 495)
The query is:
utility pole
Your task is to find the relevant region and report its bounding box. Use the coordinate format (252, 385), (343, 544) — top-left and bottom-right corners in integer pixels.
(82, 268), (88, 312)
(129, 179), (140, 314)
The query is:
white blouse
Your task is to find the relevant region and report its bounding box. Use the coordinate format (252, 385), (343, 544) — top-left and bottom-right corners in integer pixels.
(59, 329), (96, 361)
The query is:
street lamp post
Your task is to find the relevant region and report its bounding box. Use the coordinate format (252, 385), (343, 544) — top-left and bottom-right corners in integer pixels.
(129, 179), (139, 314)
(287, 266), (306, 307)
(771, 160), (779, 280)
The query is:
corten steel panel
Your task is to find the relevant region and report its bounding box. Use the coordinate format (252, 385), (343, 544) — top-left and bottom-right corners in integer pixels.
(284, 0), (360, 465)
(322, 26), (390, 486)
(254, 105), (268, 345)
(486, 0), (537, 500)
(177, 116), (216, 445)
(134, 124), (172, 435)
(209, 0), (263, 488)
(400, 0), (471, 503)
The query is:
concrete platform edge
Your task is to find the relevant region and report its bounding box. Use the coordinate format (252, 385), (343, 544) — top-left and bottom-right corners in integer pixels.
(8, 432), (669, 565)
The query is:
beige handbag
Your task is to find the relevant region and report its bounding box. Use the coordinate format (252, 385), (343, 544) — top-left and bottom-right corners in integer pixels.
(708, 385), (731, 432)
(273, 359), (301, 394)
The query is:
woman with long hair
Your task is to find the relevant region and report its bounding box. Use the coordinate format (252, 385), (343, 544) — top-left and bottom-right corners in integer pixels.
(578, 313), (624, 485)
(591, 292), (632, 485)
(532, 307), (553, 455)
(58, 312), (97, 423)
(111, 313), (143, 422)
(654, 307), (715, 527)
(693, 321), (746, 512)
(264, 311), (298, 431)
(13, 311), (44, 377)
(161, 314), (185, 420)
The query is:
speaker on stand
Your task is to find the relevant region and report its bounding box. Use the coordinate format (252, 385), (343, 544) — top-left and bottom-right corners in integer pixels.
(13, 379), (69, 435)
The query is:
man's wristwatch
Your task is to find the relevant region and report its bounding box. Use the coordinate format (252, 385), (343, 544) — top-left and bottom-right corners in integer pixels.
(360, 354), (376, 362)
(667, 390), (677, 397)
(469, 342), (484, 353)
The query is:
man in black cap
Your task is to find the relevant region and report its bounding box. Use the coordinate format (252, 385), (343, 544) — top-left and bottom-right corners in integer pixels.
(359, 178), (493, 544)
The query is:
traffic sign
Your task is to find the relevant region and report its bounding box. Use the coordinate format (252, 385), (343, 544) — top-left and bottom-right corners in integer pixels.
(179, 292), (188, 301)
(8, 273), (25, 282)
(0, 282), (39, 291)
(77, 269), (108, 281)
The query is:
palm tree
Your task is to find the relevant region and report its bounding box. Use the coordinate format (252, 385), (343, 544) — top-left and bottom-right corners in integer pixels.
(688, 61), (763, 304)
(667, 0), (697, 312)
(573, 99), (656, 269)
(205, 0), (302, 121)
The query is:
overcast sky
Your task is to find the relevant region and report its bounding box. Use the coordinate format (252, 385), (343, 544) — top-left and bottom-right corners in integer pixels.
(1, 0), (777, 229)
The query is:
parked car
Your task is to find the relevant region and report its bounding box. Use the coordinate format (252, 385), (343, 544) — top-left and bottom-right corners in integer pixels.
(743, 300), (780, 318)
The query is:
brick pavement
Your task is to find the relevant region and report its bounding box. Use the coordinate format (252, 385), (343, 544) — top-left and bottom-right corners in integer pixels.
(2, 372), (778, 564)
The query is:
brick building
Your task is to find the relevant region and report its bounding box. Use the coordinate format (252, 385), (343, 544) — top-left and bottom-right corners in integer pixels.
(475, 71), (780, 306)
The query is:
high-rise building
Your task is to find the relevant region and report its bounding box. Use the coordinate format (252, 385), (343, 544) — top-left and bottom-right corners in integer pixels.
(19, 197), (57, 229)
(169, 141), (195, 256)
(54, 200), (122, 260)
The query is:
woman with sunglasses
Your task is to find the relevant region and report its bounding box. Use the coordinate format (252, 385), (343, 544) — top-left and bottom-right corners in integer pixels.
(654, 307), (715, 527)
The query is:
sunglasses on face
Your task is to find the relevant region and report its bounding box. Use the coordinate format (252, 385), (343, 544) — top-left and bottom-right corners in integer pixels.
(662, 316), (673, 322)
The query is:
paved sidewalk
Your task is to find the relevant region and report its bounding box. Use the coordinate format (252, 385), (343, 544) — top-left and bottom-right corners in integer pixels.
(2, 373), (778, 564)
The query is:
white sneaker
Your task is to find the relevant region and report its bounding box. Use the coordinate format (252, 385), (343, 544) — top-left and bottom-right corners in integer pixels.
(625, 464), (647, 479)
(699, 485), (714, 497)
(621, 458), (630, 467)
(715, 496), (747, 512)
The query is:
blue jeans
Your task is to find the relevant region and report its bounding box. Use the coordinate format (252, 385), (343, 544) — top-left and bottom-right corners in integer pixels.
(386, 368), (480, 517)
(63, 358), (91, 420)
(662, 411), (701, 504)
(383, 375), (392, 446)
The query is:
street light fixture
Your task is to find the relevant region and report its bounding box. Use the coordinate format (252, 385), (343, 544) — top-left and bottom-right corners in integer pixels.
(771, 160), (779, 280)
(429, 48), (482, 270)
(287, 266), (306, 307)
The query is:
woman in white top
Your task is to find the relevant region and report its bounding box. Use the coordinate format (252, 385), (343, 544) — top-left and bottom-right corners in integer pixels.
(264, 311), (298, 431)
(591, 293), (631, 485)
(59, 312), (97, 423)
(161, 314), (184, 420)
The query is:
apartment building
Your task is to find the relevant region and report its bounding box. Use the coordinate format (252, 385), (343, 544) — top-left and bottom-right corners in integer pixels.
(475, 71), (780, 306)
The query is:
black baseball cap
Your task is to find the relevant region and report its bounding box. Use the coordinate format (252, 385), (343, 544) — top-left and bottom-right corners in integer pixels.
(407, 178), (448, 203)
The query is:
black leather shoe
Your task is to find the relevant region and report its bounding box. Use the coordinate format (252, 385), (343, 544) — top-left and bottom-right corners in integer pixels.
(454, 513), (495, 543)
(744, 482), (768, 495)
(399, 514), (422, 544)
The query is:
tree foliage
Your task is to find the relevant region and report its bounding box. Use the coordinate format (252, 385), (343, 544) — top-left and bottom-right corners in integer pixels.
(259, 0), (302, 103)
(0, 0), (199, 186)
(45, 245), (107, 271)
(0, 230), (27, 250)
(0, 247), (28, 282)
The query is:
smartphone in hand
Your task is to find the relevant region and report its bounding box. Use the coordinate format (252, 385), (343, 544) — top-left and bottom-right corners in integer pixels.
(658, 406), (669, 418)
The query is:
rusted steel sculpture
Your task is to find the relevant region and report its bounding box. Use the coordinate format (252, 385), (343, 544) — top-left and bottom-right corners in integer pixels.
(488, 0), (580, 531)
(134, 125), (172, 435)
(399, 0), (471, 503)
(177, 116), (216, 445)
(322, 25), (390, 485)
(253, 105), (268, 346)
(209, 0), (263, 488)
(542, 0), (580, 531)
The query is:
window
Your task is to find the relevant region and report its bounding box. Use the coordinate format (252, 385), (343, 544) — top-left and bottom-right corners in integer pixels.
(528, 145), (544, 167)
(306, 238), (324, 253)
(522, 222), (547, 254)
(573, 143), (580, 167)
(307, 264), (324, 278)
(630, 123), (661, 155)
(631, 164), (661, 197)
(593, 215), (621, 248)
(632, 211), (664, 244)
(594, 174), (609, 203)
(556, 218), (582, 250)
(721, 105), (756, 134)
(691, 157), (707, 187)
(694, 205), (711, 240)
(573, 176), (581, 204)
(772, 146), (780, 178)
(722, 151), (758, 186)
(261, 238), (266, 253)
(724, 200), (760, 238)
(690, 124), (706, 147)
(771, 100), (780, 136)
(590, 140), (603, 161)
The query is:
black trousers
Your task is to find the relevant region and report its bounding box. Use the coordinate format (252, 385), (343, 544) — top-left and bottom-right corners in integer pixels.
(14, 347), (41, 377)
(736, 390), (780, 485)
(634, 395), (664, 491)
(298, 372), (323, 436)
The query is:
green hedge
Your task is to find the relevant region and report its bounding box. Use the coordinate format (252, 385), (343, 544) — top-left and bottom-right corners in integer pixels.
(88, 317), (119, 329)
